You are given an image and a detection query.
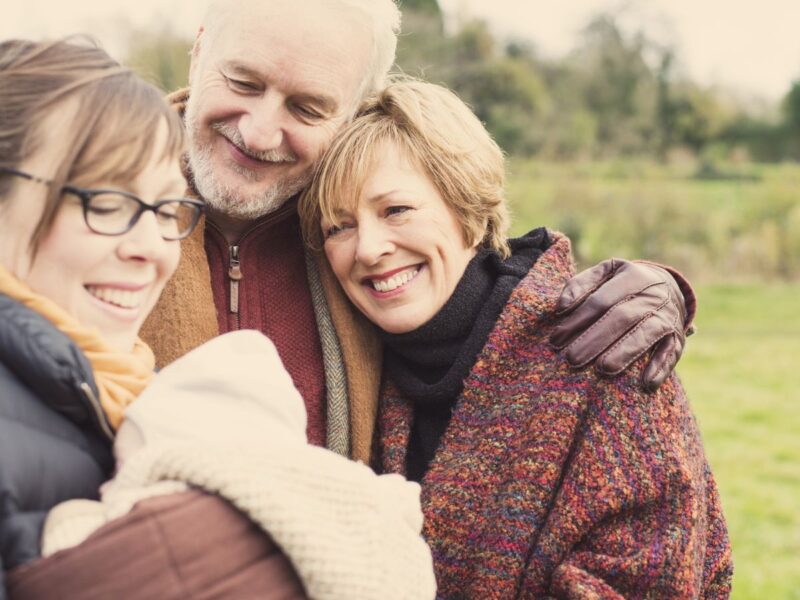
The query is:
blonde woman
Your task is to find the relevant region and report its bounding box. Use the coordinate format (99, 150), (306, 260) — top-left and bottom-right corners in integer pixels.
(300, 79), (732, 599)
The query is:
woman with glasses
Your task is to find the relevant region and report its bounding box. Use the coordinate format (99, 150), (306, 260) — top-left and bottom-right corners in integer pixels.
(0, 37), (198, 594)
(0, 39), (433, 600)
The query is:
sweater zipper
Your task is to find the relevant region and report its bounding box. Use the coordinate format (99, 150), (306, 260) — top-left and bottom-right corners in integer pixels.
(229, 244), (242, 319)
(207, 203), (295, 330)
(79, 382), (115, 442)
(205, 220), (258, 331)
(224, 223), (262, 331)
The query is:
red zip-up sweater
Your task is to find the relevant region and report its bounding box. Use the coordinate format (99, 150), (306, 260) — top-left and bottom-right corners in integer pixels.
(204, 204), (327, 446)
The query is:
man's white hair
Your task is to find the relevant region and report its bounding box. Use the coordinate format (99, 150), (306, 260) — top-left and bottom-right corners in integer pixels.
(336, 0), (402, 103)
(200, 0), (401, 105)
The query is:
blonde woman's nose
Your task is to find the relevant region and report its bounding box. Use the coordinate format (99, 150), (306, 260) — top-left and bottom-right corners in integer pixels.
(354, 222), (394, 266)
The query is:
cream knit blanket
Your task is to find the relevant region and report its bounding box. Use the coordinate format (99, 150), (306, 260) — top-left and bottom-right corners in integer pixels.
(105, 441), (435, 600)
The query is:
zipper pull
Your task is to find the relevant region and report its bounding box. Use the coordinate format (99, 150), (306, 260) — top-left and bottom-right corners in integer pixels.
(229, 245), (242, 313)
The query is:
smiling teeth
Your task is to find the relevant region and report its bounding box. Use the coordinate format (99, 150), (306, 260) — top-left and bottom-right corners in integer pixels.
(372, 268), (419, 293)
(86, 286), (144, 309)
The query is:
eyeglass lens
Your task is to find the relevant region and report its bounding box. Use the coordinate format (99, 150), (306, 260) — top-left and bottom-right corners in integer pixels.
(85, 193), (198, 240)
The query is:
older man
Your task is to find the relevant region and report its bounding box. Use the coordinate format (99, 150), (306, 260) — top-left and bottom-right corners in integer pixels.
(141, 0), (694, 462)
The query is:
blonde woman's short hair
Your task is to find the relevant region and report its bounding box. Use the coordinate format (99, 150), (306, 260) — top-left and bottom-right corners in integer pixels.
(300, 78), (511, 257)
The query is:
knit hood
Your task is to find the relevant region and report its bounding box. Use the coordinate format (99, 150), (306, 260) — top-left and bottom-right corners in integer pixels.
(118, 330), (308, 460)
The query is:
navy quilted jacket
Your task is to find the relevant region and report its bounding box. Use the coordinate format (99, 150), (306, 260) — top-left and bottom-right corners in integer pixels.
(0, 294), (113, 599)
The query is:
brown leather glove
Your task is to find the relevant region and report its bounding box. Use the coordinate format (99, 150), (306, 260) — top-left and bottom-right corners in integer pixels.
(550, 258), (693, 392)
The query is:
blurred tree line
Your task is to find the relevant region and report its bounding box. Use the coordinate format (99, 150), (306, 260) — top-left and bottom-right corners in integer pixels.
(123, 1), (800, 163)
(394, 2), (800, 163)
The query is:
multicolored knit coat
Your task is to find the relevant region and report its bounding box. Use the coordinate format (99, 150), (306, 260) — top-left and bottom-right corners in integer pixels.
(376, 234), (732, 599)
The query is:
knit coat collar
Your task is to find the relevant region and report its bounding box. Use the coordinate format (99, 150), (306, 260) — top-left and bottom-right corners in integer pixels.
(379, 229), (551, 481)
(377, 232), (575, 481)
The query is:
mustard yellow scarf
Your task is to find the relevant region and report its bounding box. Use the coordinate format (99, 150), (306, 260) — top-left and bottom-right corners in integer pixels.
(0, 264), (154, 430)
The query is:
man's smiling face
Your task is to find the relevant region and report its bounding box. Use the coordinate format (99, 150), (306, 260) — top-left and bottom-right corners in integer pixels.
(184, 0), (373, 222)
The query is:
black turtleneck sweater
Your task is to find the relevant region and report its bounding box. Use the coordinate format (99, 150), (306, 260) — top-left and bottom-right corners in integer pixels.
(379, 228), (551, 482)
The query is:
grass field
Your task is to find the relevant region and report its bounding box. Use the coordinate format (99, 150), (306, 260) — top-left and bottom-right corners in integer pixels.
(506, 159), (800, 283)
(680, 284), (800, 599)
(504, 160), (799, 598)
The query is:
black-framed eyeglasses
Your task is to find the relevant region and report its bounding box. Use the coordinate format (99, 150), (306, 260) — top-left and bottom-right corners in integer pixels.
(0, 166), (204, 241)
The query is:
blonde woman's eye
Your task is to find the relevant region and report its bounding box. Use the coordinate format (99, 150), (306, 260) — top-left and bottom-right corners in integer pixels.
(386, 205), (411, 217)
(324, 223), (346, 238)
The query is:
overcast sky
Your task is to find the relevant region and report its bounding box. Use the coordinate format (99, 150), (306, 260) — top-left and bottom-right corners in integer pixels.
(3, 0), (799, 101)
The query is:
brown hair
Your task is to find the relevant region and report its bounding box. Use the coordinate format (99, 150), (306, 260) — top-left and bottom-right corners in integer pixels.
(300, 78), (511, 256)
(0, 37), (185, 253)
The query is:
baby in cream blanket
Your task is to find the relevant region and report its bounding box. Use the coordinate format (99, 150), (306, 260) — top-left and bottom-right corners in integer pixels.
(42, 331), (435, 600)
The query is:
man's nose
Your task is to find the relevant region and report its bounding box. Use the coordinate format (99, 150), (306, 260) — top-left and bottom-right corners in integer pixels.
(238, 95), (286, 153)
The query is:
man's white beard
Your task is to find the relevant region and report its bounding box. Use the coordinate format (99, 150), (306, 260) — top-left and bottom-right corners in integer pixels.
(185, 106), (311, 220)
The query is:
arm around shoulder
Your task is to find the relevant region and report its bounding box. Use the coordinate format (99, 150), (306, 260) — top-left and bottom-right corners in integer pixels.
(551, 258), (697, 391)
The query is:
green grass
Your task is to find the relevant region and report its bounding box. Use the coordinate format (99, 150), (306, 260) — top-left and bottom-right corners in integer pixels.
(506, 159), (800, 282)
(679, 284), (800, 599)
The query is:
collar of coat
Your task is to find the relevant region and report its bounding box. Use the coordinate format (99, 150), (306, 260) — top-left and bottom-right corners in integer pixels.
(377, 231), (576, 475)
(0, 293), (106, 434)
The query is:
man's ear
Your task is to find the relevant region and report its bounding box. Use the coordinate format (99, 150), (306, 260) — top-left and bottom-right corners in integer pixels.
(188, 26), (205, 85)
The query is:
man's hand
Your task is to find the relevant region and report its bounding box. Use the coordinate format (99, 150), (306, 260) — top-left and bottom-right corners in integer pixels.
(550, 258), (693, 392)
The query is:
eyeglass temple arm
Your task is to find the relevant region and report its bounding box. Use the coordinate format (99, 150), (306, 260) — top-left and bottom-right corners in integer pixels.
(0, 167), (52, 186)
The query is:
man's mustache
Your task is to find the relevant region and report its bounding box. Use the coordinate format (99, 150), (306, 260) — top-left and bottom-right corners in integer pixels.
(211, 122), (298, 164)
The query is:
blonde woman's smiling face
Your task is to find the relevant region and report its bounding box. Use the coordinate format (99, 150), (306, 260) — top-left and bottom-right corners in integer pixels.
(322, 142), (477, 334)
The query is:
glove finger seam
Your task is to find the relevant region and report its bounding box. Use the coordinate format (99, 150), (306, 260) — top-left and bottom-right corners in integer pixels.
(644, 332), (678, 387)
(599, 329), (673, 376)
(555, 268), (618, 315)
(566, 290), (670, 367)
(594, 307), (674, 375)
(556, 258), (666, 316)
